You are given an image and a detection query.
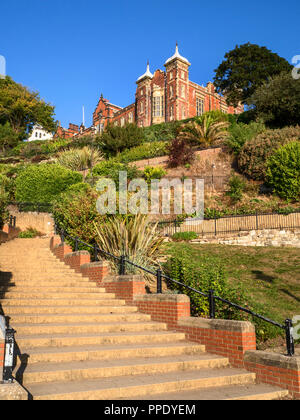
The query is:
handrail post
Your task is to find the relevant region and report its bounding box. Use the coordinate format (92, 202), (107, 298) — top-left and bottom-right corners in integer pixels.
(13, 216), (16, 228)
(60, 229), (65, 245)
(285, 319), (295, 357)
(209, 289), (216, 319)
(94, 244), (98, 262)
(119, 255), (126, 276)
(75, 237), (79, 252)
(157, 269), (162, 294)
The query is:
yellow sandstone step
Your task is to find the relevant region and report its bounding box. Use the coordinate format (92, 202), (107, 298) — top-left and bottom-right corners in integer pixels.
(20, 354), (229, 385)
(0, 298), (123, 307)
(0, 292), (112, 299)
(17, 331), (186, 349)
(0, 286), (108, 293)
(27, 369), (257, 400)
(17, 342), (206, 365)
(2, 305), (136, 315)
(11, 320), (168, 335)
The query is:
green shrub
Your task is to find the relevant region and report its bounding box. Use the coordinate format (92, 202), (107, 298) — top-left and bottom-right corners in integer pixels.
(143, 166), (166, 183)
(0, 189), (9, 229)
(172, 232), (198, 241)
(226, 175), (246, 203)
(238, 126), (300, 180)
(167, 138), (195, 168)
(227, 121), (265, 155)
(165, 256), (246, 319)
(100, 124), (144, 156)
(15, 164), (82, 203)
(116, 141), (168, 163)
(66, 182), (91, 194)
(266, 141), (300, 200)
(143, 121), (181, 143)
(91, 160), (142, 189)
(19, 228), (41, 238)
(52, 189), (105, 249)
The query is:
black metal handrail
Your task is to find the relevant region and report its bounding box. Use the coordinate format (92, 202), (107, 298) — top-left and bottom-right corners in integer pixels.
(8, 215), (16, 228)
(54, 223), (295, 357)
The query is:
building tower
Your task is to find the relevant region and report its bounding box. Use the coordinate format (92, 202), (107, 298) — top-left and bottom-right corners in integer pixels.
(136, 61), (153, 127)
(164, 43), (191, 121)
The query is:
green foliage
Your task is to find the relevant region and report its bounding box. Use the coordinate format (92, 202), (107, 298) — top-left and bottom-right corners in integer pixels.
(143, 121), (181, 143)
(213, 43), (292, 106)
(250, 71), (300, 128)
(238, 126), (300, 180)
(15, 164), (82, 203)
(226, 175), (246, 203)
(56, 147), (103, 171)
(66, 182), (91, 194)
(0, 188), (9, 229)
(91, 160), (142, 189)
(0, 76), (56, 141)
(53, 189), (104, 248)
(143, 166), (166, 183)
(116, 141), (168, 163)
(227, 121), (265, 154)
(172, 231), (198, 241)
(100, 123), (144, 156)
(19, 227), (41, 238)
(165, 256), (246, 319)
(266, 141), (300, 201)
(0, 122), (19, 153)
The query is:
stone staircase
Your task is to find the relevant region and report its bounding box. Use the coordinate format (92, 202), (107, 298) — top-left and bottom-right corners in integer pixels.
(0, 238), (289, 400)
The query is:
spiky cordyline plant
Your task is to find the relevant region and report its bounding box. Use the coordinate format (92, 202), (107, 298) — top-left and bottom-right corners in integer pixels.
(56, 147), (103, 172)
(94, 214), (164, 283)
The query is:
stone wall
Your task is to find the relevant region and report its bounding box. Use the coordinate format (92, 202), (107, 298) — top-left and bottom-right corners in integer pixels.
(8, 206), (54, 236)
(191, 229), (300, 248)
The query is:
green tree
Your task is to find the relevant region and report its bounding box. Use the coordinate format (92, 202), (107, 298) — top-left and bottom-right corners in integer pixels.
(0, 121), (19, 152)
(249, 71), (300, 128)
(100, 123), (144, 156)
(0, 76), (56, 142)
(266, 141), (300, 201)
(213, 43), (292, 106)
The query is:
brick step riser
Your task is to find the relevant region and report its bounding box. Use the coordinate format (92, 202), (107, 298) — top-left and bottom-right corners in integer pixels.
(18, 344), (206, 365)
(12, 322), (168, 336)
(7, 313), (152, 324)
(32, 373), (257, 400)
(18, 333), (186, 349)
(21, 358), (230, 385)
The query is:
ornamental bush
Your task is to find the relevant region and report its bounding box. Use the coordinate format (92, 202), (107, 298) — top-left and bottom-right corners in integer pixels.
(100, 124), (144, 156)
(116, 141), (168, 163)
(91, 160), (142, 189)
(238, 126), (300, 180)
(266, 141), (300, 200)
(172, 231), (198, 241)
(227, 121), (265, 155)
(167, 138), (195, 168)
(15, 164), (82, 203)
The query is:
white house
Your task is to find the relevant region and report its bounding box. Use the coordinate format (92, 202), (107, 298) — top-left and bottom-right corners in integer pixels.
(26, 125), (53, 142)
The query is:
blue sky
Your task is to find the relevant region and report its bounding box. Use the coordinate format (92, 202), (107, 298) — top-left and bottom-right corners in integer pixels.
(0, 0), (299, 128)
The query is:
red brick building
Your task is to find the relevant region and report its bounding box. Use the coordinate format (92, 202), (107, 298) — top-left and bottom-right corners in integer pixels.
(92, 44), (244, 134)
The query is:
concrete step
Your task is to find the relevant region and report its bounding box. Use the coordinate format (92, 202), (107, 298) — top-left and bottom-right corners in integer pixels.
(7, 312), (152, 325)
(11, 321), (168, 336)
(133, 383), (290, 401)
(26, 368), (256, 400)
(17, 342), (206, 365)
(0, 298), (122, 307)
(20, 354), (229, 385)
(17, 331), (186, 349)
(2, 305), (136, 315)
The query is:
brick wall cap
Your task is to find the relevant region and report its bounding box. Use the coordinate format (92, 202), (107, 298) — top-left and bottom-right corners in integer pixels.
(103, 275), (144, 284)
(178, 317), (255, 333)
(81, 261), (110, 269)
(134, 293), (190, 303)
(244, 350), (300, 371)
(65, 251), (90, 258)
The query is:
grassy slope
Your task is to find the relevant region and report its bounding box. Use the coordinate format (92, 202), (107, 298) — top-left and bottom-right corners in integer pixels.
(164, 242), (300, 337)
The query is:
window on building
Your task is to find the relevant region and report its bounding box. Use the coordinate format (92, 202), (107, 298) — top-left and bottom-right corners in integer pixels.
(196, 97), (204, 116)
(181, 85), (185, 98)
(152, 96), (163, 117)
(128, 112), (133, 123)
(169, 85), (173, 98)
(140, 102), (144, 113)
(121, 117), (125, 127)
(182, 106), (186, 119)
(169, 72), (173, 80)
(140, 89), (143, 96)
(181, 71), (185, 79)
(169, 104), (174, 120)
